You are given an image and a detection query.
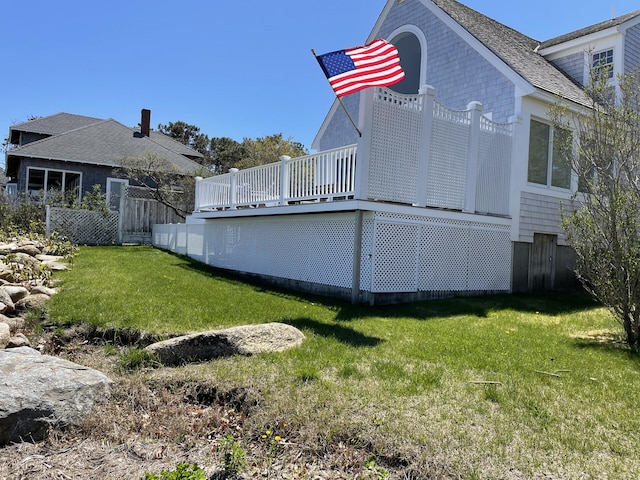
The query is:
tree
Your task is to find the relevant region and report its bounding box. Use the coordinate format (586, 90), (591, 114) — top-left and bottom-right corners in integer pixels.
(115, 153), (207, 220)
(550, 66), (640, 350)
(157, 121), (213, 168)
(236, 133), (307, 169)
(209, 137), (246, 174)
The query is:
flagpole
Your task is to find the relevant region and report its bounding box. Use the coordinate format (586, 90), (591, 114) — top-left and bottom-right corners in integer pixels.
(311, 48), (362, 138)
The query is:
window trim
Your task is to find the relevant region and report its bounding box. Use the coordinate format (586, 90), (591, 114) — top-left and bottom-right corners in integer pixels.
(527, 118), (573, 190)
(25, 167), (82, 200)
(592, 48), (614, 80)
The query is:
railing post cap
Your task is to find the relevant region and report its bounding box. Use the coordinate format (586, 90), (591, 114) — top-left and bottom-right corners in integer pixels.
(279, 155), (291, 161)
(419, 84), (435, 95)
(195, 176), (203, 181)
(467, 100), (483, 111)
(229, 168), (239, 173)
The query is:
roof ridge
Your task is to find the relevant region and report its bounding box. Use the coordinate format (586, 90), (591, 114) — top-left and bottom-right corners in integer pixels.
(540, 9), (640, 48)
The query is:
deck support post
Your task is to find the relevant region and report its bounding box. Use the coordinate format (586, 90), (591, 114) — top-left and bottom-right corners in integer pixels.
(351, 209), (364, 304)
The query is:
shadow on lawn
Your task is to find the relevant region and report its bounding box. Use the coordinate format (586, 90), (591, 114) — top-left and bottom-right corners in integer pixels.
(332, 292), (599, 322)
(283, 317), (383, 348)
(167, 249), (599, 322)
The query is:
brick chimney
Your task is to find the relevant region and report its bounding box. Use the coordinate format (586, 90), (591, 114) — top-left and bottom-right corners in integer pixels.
(140, 109), (151, 136)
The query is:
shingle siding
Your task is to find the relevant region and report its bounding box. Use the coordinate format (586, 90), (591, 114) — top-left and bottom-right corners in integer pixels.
(316, 94), (361, 151)
(551, 52), (585, 86)
(519, 191), (574, 245)
(383, 0), (516, 120)
(625, 24), (640, 73)
(316, 0), (516, 149)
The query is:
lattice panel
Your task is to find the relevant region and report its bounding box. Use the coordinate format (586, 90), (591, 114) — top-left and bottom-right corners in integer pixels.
(368, 91), (423, 204)
(419, 223), (470, 291)
(49, 207), (119, 245)
(202, 215), (356, 289)
(426, 115), (469, 210)
(372, 213), (511, 294)
(476, 124), (512, 215)
(372, 221), (420, 293)
(468, 227), (511, 290)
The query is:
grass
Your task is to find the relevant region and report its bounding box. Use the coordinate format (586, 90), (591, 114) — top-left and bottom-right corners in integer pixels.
(43, 245), (640, 479)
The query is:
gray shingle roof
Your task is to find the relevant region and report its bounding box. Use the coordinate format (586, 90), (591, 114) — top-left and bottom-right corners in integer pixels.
(9, 119), (203, 174)
(431, 0), (589, 106)
(10, 113), (104, 138)
(540, 10), (640, 49)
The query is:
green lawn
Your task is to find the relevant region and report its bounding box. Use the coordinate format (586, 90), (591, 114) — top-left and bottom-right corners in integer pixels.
(46, 246), (640, 479)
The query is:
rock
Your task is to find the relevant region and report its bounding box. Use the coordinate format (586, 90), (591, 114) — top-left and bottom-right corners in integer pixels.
(16, 244), (41, 257)
(12, 252), (39, 266)
(15, 294), (50, 311)
(7, 333), (30, 348)
(31, 285), (57, 296)
(1, 285), (29, 302)
(1, 315), (26, 334)
(0, 323), (9, 349)
(146, 322), (305, 366)
(0, 289), (14, 314)
(0, 302), (6, 315)
(0, 347), (113, 446)
(0, 243), (17, 255)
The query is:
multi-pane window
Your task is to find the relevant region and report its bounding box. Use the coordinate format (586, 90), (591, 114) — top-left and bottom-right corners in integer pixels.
(26, 167), (81, 199)
(527, 119), (572, 189)
(592, 49), (614, 79)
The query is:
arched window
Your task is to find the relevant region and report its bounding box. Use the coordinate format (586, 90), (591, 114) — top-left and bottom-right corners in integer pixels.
(389, 29), (424, 94)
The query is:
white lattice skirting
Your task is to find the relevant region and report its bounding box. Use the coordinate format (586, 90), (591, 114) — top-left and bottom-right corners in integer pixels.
(154, 210), (512, 302)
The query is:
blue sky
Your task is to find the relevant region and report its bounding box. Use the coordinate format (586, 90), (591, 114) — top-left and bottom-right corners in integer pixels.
(2, 0), (638, 168)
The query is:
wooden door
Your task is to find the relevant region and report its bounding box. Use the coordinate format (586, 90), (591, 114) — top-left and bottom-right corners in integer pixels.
(529, 233), (556, 291)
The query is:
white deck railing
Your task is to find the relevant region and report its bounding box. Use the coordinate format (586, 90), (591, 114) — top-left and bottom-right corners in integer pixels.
(194, 86), (513, 216)
(195, 144), (357, 211)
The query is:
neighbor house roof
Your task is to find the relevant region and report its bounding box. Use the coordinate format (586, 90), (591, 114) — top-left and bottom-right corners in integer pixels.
(7, 118), (203, 175)
(540, 9), (640, 49)
(9, 113), (104, 144)
(430, 0), (589, 106)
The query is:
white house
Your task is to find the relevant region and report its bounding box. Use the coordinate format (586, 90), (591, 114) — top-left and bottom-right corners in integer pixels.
(153, 0), (640, 304)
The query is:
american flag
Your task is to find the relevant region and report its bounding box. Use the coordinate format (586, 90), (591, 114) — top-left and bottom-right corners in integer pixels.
(315, 38), (405, 97)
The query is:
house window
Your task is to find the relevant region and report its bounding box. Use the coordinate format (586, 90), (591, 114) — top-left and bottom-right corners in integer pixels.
(26, 167), (81, 200)
(527, 119), (572, 189)
(389, 31), (423, 94)
(592, 49), (614, 79)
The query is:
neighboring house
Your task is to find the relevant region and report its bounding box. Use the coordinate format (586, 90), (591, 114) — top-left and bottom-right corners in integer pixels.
(154, 0), (640, 304)
(4, 110), (203, 209)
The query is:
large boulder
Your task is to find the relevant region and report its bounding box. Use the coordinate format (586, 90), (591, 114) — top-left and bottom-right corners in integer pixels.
(0, 347), (113, 446)
(0, 323), (9, 349)
(146, 322), (305, 366)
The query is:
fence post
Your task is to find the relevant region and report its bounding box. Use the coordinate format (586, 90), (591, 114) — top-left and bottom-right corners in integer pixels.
(416, 85), (435, 207)
(229, 168), (239, 210)
(194, 176), (203, 212)
(464, 101), (483, 213)
(45, 205), (51, 238)
(118, 186), (126, 244)
(279, 156), (291, 205)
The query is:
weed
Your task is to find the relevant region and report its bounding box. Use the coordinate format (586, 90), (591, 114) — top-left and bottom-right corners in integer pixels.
(143, 463), (206, 480)
(117, 347), (160, 373)
(219, 434), (246, 474)
(360, 456), (389, 480)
